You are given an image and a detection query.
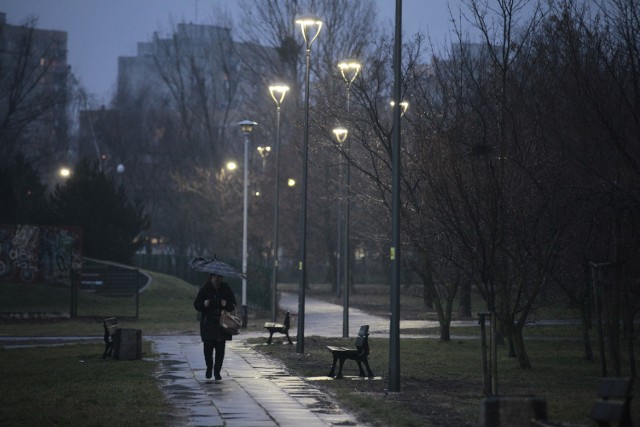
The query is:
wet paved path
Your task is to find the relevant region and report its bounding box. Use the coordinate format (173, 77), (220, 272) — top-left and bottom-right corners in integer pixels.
(152, 335), (363, 427)
(149, 292), (389, 426)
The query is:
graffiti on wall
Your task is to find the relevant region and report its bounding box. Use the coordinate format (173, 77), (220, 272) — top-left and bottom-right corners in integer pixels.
(0, 225), (82, 283)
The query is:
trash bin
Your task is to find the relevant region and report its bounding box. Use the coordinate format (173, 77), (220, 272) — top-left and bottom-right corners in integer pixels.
(114, 328), (142, 360)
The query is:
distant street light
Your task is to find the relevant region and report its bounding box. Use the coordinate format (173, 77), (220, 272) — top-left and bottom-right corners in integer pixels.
(59, 167), (71, 178)
(337, 58), (361, 338)
(226, 161), (238, 171)
(337, 60), (361, 86)
(237, 119), (258, 328)
(295, 13), (323, 353)
(268, 83), (289, 322)
(256, 146), (271, 170)
(390, 100), (409, 116)
(333, 127), (348, 142)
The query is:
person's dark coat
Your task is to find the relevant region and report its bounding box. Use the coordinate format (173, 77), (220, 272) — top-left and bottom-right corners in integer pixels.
(193, 281), (237, 341)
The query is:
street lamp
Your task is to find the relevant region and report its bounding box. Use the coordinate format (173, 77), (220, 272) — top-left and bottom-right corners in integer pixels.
(59, 167), (71, 178)
(338, 60), (361, 87)
(268, 83), (289, 322)
(295, 13), (322, 353)
(390, 100), (409, 116)
(256, 145), (271, 169)
(332, 125), (348, 336)
(332, 126), (349, 337)
(237, 119), (257, 328)
(390, 0), (403, 393)
(337, 59), (361, 338)
(333, 127), (348, 142)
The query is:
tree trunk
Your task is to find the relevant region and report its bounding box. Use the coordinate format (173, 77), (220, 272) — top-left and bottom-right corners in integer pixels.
(422, 252), (433, 309)
(580, 299), (593, 360)
(512, 326), (532, 369)
(508, 335), (516, 358)
(440, 322), (451, 341)
(458, 280), (472, 318)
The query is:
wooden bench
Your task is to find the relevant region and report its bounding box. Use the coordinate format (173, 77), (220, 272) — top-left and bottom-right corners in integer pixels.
(264, 311), (293, 345)
(530, 377), (633, 427)
(327, 325), (374, 379)
(102, 317), (117, 359)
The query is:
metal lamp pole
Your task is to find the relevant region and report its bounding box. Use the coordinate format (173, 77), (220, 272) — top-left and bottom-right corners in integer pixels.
(268, 84), (289, 322)
(237, 119), (257, 328)
(337, 59), (361, 338)
(295, 14), (322, 354)
(390, 0), (403, 393)
(332, 126), (348, 332)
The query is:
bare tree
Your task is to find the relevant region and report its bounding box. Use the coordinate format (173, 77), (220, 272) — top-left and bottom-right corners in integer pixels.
(408, 0), (559, 365)
(535, 0), (640, 375)
(0, 15), (69, 172)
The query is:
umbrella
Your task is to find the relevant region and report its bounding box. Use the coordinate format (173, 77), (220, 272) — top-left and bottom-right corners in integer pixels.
(188, 256), (245, 279)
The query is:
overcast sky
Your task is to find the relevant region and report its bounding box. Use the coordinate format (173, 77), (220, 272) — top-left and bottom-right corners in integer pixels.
(0, 0), (463, 104)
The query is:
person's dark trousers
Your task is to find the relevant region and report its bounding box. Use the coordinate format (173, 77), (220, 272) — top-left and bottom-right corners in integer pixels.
(203, 340), (226, 378)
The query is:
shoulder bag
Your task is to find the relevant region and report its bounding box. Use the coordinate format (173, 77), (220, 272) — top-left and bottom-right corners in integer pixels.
(220, 309), (241, 335)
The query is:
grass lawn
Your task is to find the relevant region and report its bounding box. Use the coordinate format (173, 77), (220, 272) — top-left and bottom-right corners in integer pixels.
(249, 335), (639, 427)
(0, 342), (170, 426)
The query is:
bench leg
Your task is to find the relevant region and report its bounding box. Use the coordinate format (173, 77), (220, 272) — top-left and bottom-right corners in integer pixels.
(102, 340), (113, 359)
(356, 360), (366, 377)
(362, 358), (374, 377)
(336, 358), (347, 379)
(328, 354), (339, 377)
(266, 332), (274, 345)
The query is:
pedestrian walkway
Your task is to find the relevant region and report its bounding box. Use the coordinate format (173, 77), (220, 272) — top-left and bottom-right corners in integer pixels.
(277, 291), (477, 337)
(152, 335), (365, 427)
(149, 292), (386, 426)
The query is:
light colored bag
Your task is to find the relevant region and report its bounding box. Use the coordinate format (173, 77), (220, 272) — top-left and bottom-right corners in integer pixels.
(220, 310), (241, 335)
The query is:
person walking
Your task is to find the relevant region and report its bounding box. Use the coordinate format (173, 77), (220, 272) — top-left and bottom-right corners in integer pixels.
(193, 273), (237, 380)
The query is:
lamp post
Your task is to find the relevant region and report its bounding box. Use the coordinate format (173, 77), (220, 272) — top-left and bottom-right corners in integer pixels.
(237, 119), (257, 328)
(390, 0), (403, 393)
(390, 100), (409, 116)
(337, 59), (361, 338)
(295, 14), (322, 353)
(256, 145), (271, 170)
(332, 127), (350, 336)
(268, 83), (289, 322)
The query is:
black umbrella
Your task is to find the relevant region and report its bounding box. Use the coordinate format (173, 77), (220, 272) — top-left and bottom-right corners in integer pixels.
(188, 256), (245, 279)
